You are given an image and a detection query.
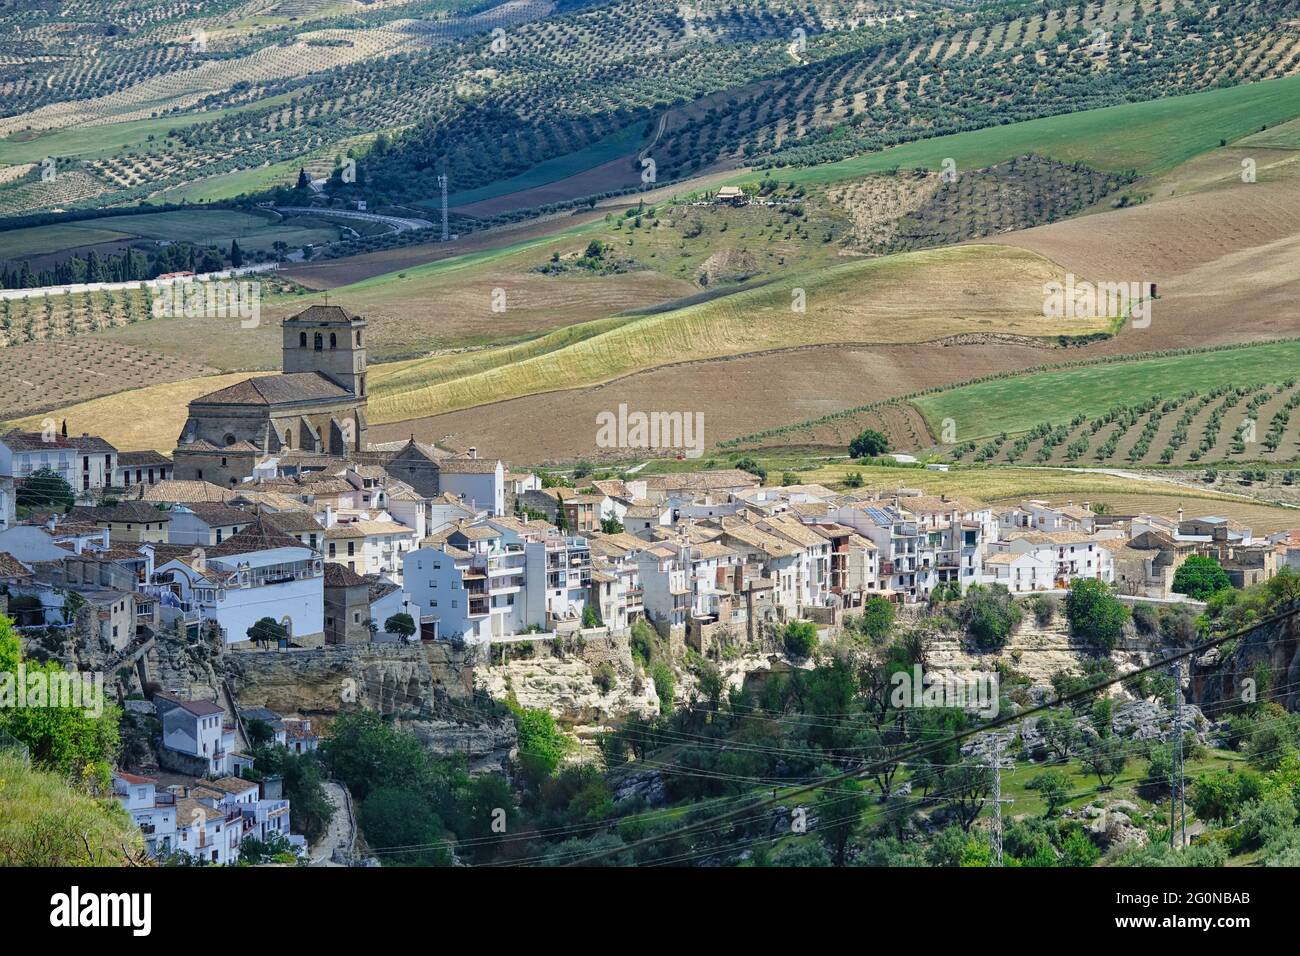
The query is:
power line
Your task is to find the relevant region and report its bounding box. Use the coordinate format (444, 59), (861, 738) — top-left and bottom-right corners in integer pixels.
(563, 601), (1300, 865)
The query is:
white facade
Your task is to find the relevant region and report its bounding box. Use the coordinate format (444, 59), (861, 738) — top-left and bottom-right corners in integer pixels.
(403, 546), (493, 645)
(154, 545), (324, 644)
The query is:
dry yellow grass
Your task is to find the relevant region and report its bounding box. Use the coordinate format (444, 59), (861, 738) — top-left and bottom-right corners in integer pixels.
(5, 371), (277, 451)
(367, 243), (1107, 424)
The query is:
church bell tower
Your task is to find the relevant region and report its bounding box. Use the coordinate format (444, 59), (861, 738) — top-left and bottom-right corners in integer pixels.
(282, 305), (368, 399)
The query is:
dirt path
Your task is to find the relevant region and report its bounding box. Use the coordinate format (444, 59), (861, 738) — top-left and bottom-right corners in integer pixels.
(310, 781), (356, 867)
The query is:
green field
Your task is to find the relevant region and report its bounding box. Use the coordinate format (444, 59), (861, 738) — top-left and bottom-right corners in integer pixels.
(912, 340), (1300, 442)
(0, 223), (134, 258)
(0, 96), (294, 167)
(747, 75), (1300, 186)
(147, 158), (306, 205)
(0, 209), (340, 260)
(1238, 113), (1300, 150)
(443, 122), (647, 209)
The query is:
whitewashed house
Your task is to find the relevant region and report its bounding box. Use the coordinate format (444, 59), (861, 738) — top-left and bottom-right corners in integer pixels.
(151, 519), (324, 645)
(155, 694), (234, 776)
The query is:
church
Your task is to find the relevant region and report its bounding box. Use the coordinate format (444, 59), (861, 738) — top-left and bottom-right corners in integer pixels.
(173, 305), (369, 485)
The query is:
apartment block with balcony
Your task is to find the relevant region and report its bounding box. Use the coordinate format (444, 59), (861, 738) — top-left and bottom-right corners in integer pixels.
(150, 518), (324, 645)
(402, 545), (494, 645)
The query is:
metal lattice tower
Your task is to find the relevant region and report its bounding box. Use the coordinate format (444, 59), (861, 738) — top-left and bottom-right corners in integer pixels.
(991, 736), (1003, 866)
(1170, 659), (1186, 848)
(437, 173), (449, 241)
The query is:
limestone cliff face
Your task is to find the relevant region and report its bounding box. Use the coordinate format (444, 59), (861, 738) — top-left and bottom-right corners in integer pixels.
(925, 613), (1162, 691)
(224, 645), (437, 716)
(478, 640), (661, 729)
(1194, 614), (1300, 716)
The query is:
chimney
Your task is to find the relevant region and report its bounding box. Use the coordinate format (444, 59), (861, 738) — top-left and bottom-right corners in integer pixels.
(468, 447), (478, 459)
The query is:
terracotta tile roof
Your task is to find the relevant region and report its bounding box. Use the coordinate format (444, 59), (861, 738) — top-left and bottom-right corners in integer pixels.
(191, 372), (350, 407)
(72, 503), (171, 524)
(207, 518), (311, 557)
(719, 522), (801, 559)
(176, 797), (223, 824)
(180, 503), (254, 526)
(117, 450), (171, 467)
(0, 553), (32, 577)
(757, 515), (829, 548)
(68, 434), (117, 453)
(283, 304), (360, 326)
(158, 694), (224, 717)
(640, 469), (761, 491)
(323, 562), (369, 587)
(692, 540), (736, 560)
(205, 776), (258, 794)
(114, 770), (156, 785)
(897, 495), (991, 515)
(1, 430), (76, 450)
(126, 480), (236, 503)
(262, 511), (324, 534)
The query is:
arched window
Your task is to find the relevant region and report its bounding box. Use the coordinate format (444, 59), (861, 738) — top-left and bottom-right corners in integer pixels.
(356, 330), (362, 346)
(299, 331), (307, 347)
(360, 374), (366, 397)
(329, 332), (337, 349)
(313, 333), (323, 351)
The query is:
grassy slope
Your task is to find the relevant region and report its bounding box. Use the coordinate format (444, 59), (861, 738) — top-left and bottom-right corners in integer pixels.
(7, 371), (278, 451)
(0, 752), (141, 866)
(911, 341), (1300, 443)
(745, 75), (1300, 186)
(0, 95), (295, 166)
(367, 243), (1109, 423)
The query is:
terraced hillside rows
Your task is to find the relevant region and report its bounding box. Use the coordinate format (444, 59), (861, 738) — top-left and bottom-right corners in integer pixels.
(951, 380), (1300, 467)
(0, 339), (219, 420)
(5, 0), (1300, 216)
(828, 154), (1133, 254)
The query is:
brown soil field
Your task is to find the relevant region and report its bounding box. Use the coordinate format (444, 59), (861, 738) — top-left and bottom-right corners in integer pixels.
(992, 150), (1300, 351)
(367, 338), (1059, 464)
(0, 340), (218, 421)
(452, 155), (644, 218)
